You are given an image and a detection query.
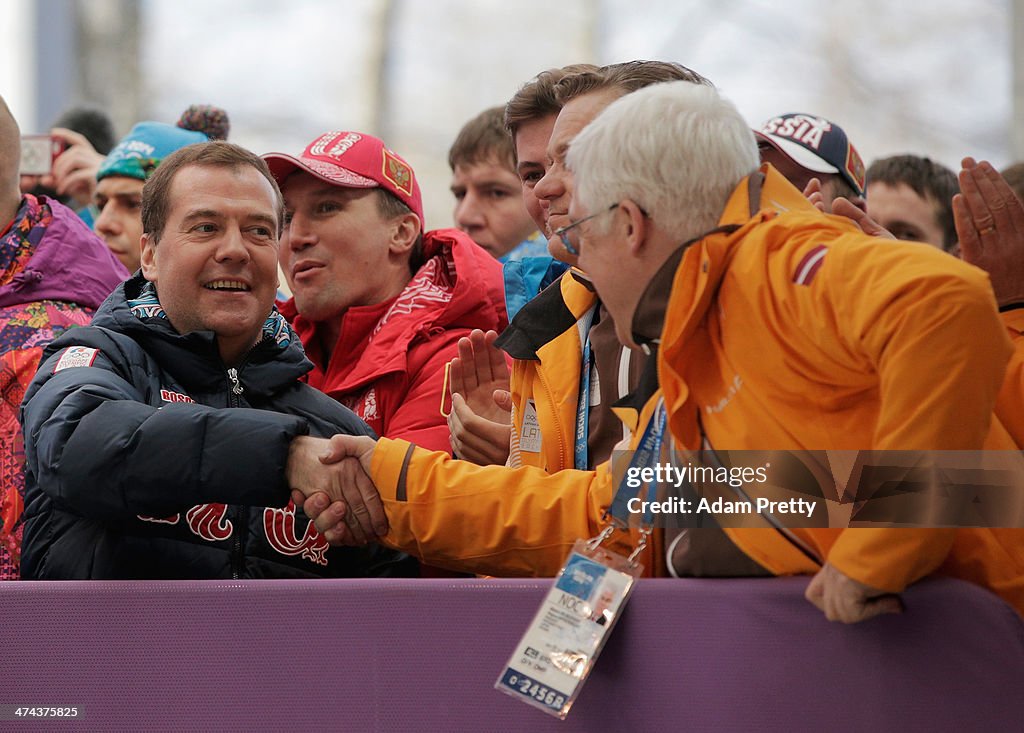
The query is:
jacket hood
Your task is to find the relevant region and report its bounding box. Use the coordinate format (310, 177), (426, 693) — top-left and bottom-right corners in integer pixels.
(661, 165), (825, 350)
(423, 227), (508, 333)
(90, 273), (312, 396)
(0, 195), (128, 310)
(281, 227), (507, 390)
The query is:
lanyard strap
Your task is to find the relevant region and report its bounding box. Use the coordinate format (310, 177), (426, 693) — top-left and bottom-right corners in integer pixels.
(573, 306), (599, 470)
(690, 417), (823, 566)
(607, 398), (667, 528)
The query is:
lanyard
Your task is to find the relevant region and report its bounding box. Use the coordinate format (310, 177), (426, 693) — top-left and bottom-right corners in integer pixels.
(606, 398), (667, 528)
(573, 306), (599, 471)
(689, 415), (823, 566)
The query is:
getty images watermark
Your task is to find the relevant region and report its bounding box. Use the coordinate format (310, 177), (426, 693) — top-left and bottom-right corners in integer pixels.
(625, 461), (816, 521)
(615, 450), (1024, 528)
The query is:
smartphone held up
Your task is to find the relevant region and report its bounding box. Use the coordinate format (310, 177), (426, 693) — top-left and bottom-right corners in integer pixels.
(19, 135), (66, 176)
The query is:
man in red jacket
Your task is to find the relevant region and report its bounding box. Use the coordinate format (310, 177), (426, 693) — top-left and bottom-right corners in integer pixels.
(264, 133), (507, 454)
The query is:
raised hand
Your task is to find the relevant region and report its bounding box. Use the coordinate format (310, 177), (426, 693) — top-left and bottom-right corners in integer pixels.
(831, 196), (896, 240)
(954, 157), (1024, 306)
(802, 177), (828, 213)
(50, 128), (106, 208)
(447, 329), (512, 465)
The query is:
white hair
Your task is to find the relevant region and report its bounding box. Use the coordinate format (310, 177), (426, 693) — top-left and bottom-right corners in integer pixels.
(567, 81), (759, 242)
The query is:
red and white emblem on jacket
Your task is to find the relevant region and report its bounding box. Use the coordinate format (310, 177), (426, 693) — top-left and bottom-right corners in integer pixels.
(160, 388), (195, 404)
(793, 244), (828, 286)
(138, 503), (233, 542)
(373, 257), (453, 336)
(138, 513), (180, 525)
(263, 500), (329, 566)
(343, 387), (380, 426)
(139, 503), (329, 566)
(362, 387), (379, 421)
(52, 346), (99, 373)
(186, 503), (234, 541)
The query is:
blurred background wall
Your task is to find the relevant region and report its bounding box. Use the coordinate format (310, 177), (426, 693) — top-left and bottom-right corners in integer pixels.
(1, 0), (1016, 228)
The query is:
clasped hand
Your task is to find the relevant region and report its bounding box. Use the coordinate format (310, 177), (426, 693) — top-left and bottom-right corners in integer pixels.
(285, 434), (383, 546)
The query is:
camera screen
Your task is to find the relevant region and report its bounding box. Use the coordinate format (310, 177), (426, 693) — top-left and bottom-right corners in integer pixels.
(20, 135), (59, 176)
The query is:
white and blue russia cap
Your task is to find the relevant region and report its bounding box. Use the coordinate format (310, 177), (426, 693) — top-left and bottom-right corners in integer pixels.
(755, 113), (866, 198)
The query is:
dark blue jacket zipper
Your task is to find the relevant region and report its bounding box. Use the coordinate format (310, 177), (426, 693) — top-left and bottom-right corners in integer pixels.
(227, 366), (247, 579)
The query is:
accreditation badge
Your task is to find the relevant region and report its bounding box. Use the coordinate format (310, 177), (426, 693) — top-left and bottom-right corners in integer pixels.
(495, 537), (643, 719)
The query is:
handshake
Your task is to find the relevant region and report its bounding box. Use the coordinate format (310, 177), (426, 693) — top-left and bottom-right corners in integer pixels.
(285, 434), (384, 546)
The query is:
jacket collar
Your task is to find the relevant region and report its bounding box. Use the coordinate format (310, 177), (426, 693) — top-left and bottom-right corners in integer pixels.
(656, 164), (820, 446)
(662, 166), (818, 350)
(283, 229), (507, 393)
(96, 273), (310, 397)
(494, 268), (596, 360)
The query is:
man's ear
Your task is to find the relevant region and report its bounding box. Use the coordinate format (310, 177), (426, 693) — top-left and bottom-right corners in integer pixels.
(388, 212), (421, 256)
(140, 233), (158, 282)
(620, 199), (648, 256)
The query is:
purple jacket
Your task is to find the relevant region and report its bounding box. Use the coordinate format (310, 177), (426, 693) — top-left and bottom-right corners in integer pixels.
(1, 195), (127, 579)
(0, 195), (128, 309)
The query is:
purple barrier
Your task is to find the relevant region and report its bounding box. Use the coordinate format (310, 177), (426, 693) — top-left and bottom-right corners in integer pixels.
(0, 576), (1021, 731)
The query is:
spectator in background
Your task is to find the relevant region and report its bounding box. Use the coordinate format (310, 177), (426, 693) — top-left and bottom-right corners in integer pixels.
(756, 113), (866, 212)
(504, 66), (599, 240)
(53, 106), (118, 156)
(93, 105), (230, 274)
(441, 65), (601, 467)
(498, 63), (599, 320)
(459, 61), (709, 471)
(265, 132), (507, 455)
(865, 154), (959, 252)
(0, 95), (128, 580)
(447, 61), (710, 470)
(19, 106), (117, 224)
(954, 157), (1024, 447)
(449, 106), (546, 263)
(18, 140), (414, 580)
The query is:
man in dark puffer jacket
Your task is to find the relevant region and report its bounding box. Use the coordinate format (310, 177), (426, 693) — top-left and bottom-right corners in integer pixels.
(19, 141), (415, 579)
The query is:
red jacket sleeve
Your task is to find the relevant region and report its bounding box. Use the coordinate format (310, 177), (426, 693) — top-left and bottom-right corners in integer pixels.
(380, 333), (463, 454)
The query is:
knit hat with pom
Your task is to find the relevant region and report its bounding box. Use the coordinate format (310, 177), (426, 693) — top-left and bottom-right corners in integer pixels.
(97, 104), (230, 181)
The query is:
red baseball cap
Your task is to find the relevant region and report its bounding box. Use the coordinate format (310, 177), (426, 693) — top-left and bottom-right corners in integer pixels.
(263, 131), (424, 224)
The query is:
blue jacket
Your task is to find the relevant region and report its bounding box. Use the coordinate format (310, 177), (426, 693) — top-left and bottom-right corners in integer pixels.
(19, 273), (416, 579)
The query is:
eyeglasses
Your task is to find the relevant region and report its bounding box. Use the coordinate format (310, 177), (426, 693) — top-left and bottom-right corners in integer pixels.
(553, 203), (618, 256)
